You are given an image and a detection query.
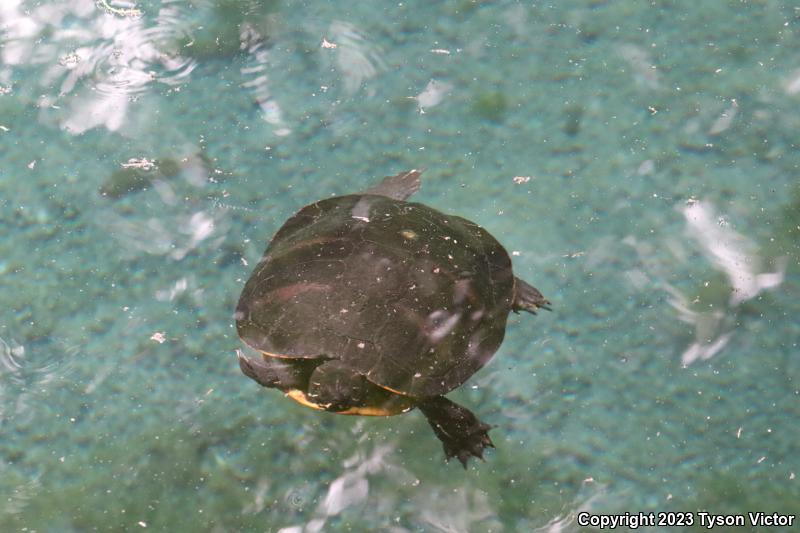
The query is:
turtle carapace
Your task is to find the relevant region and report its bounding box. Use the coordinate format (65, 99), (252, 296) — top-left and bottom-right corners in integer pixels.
(235, 169), (549, 467)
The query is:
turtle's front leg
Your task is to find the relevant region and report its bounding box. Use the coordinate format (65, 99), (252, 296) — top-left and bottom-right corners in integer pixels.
(237, 350), (316, 391)
(418, 396), (494, 467)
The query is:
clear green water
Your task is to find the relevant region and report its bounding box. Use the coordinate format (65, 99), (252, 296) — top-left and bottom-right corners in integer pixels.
(1, 1), (799, 531)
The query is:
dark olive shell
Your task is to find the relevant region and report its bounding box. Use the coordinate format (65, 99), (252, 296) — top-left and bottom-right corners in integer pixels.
(235, 193), (515, 398)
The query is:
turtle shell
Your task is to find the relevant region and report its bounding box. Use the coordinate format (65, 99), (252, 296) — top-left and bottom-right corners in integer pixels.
(235, 192), (515, 399)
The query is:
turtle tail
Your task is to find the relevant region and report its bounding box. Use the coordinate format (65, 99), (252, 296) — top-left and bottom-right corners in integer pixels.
(363, 169), (424, 200)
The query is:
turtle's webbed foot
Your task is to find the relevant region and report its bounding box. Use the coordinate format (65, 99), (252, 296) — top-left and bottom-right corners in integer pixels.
(419, 396), (495, 468)
(449, 422), (494, 467)
(512, 277), (551, 314)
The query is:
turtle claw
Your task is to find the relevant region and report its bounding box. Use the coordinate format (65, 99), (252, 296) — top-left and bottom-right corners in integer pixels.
(419, 396), (495, 468)
(449, 423), (495, 468)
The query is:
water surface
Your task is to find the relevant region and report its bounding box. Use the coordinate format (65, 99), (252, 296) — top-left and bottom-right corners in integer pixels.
(1, 1), (798, 531)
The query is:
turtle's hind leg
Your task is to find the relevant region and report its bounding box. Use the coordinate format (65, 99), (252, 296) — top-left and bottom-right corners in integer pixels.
(306, 359), (372, 411)
(512, 277), (551, 314)
(418, 396), (494, 468)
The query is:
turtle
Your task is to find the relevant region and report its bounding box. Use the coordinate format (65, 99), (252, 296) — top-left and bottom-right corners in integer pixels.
(235, 169), (549, 466)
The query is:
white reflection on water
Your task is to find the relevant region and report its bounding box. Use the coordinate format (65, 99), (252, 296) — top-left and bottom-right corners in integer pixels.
(240, 25), (290, 134)
(624, 199), (785, 366)
(783, 69), (800, 95)
(420, 488), (500, 532)
(98, 208), (224, 260)
(681, 200), (784, 307)
(0, 473), (41, 518)
(323, 20), (386, 96)
(533, 481), (611, 533)
(617, 43), (660, 90)
(0, 337), (76, 390)
(96, 148), (227, 259)
(0, 337), (28, 378)
(277, 444), (397, 533)
(414, 79), (453, 114)
(670, 200), (784, 366)
(59, 6), (196, 133)
(0, 336), (77, 427)
(1, 0), (195, 134)
(664, 285), (733, 367)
